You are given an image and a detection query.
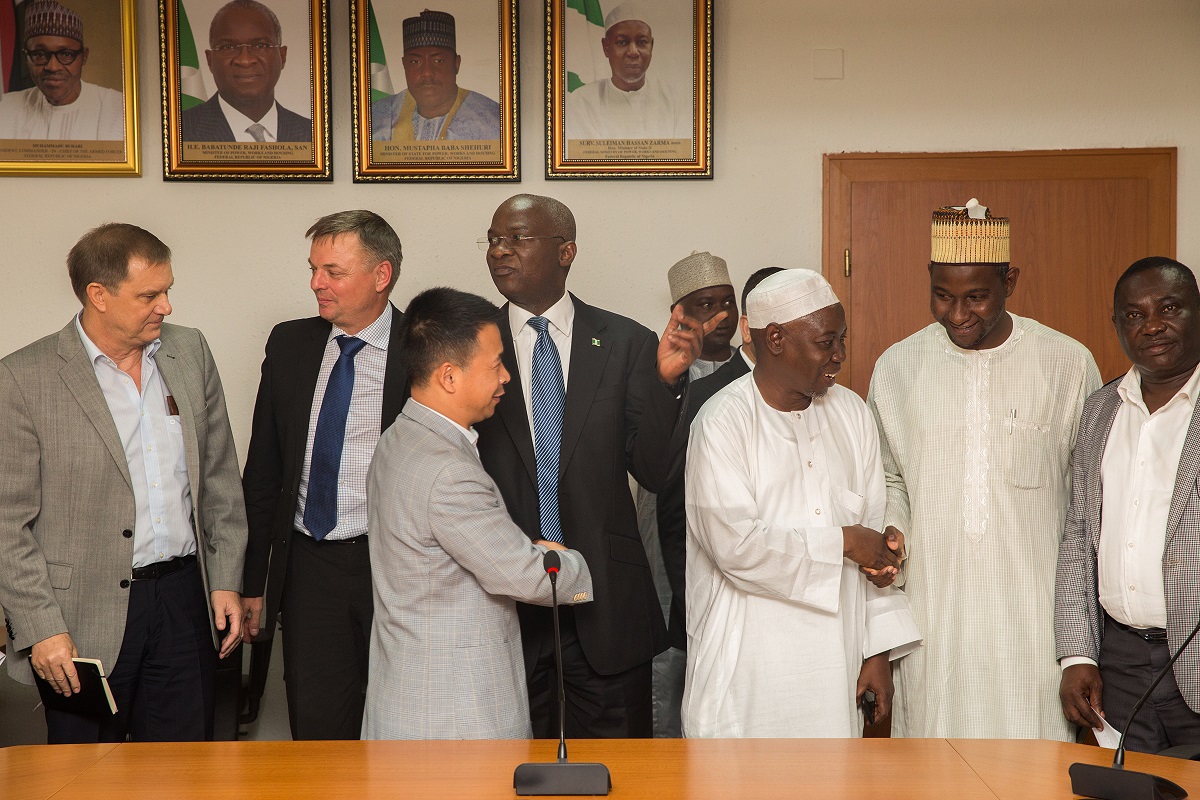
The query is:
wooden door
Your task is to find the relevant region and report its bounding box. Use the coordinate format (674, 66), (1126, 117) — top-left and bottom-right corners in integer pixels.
(823, 149), (1176, 397)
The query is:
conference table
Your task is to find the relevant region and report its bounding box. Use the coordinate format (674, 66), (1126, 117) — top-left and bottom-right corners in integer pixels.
(5, 737), (1200, 799)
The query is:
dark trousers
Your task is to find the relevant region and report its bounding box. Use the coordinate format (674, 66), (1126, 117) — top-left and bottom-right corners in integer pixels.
(45, 559), (216, 744)
(526, 608), (653, 739)
(1100, 617), (1200, 754)
(280, 529), (372, 740)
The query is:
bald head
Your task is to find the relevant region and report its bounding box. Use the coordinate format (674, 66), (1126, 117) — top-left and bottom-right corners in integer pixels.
(502, 194), (577, 242)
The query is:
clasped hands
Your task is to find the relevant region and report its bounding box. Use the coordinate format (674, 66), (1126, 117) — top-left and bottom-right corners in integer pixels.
(843, 525), (907, 588)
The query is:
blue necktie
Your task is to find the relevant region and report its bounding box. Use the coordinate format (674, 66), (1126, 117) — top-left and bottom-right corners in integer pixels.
(304, 335), (367, 540)
(528, 317), (565, 544)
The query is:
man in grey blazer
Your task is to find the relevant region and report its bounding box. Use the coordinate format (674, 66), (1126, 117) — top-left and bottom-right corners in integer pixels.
(362, 287), (592, 740)
(0, 223), (247, 743)
(1056, 256), (1200, 752)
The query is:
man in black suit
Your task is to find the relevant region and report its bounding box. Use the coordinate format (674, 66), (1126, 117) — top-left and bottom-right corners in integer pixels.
(475, 193), (722, 738)
(181, 0), (312, 143)
(240, 210), (406, 740)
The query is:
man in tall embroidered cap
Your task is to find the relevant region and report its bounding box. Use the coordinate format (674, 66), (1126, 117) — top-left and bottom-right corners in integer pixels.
(867, 199), (1101, 739)
(371, 9), (500, 142)
(181, 0), (313, 143)
(0, 0), (124, 140)
(636, 250), (738, 736)
(682, 268), (920, 737)
(566, 3), (693, 143)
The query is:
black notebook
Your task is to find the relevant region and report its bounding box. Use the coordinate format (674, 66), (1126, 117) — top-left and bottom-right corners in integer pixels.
(33, 657), (117, 717)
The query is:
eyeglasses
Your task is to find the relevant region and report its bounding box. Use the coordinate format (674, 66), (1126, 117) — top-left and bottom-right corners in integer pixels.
(210, 43), (282, 58)
(24, 48), (83, 66)
(477, 235), (566, 251)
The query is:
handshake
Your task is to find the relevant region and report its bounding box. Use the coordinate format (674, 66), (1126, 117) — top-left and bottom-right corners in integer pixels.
(842, 525), (907, 588)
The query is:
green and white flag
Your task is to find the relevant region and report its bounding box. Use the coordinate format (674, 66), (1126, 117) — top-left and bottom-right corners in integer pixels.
(565, 0), (605, 92)
(178, 0), (208, 110)
(368, 0), (393, 104)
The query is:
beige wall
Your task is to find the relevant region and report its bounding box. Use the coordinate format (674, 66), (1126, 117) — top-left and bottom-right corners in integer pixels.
(1, 0), (1197, 462)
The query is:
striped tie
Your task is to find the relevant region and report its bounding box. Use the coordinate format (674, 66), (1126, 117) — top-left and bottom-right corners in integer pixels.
(528, 317), (565, 544)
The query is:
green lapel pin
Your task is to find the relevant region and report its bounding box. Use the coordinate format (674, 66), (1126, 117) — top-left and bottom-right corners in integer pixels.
(591, 337), (601, 347)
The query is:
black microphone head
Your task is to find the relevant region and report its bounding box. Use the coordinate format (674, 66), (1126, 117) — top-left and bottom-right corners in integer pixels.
(543, 549), (561, 573)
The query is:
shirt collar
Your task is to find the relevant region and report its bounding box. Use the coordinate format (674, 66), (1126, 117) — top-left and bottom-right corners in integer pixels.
(509, 292), (575, 338)
(409, 398), (479, 448)
(75, 313), (159, 365)
(738, 346), (755, 370)
(1117, 360), (1200, 414)
(217, 94), (279, 141)
(330, 304), (392, 351)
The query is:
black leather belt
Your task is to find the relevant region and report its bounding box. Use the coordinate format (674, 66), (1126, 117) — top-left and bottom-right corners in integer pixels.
(131, 553), (196, 581)
(1111, 618), (1168, 642)
(295, 530), (367, 545)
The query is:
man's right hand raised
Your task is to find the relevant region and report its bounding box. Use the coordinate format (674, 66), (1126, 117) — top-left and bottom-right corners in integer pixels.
(31, 632), (80, 695)
(842, 525), (902, 580)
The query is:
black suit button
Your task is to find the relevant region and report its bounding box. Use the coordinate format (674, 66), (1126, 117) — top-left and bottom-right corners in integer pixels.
(122, 529), (133, 539)
(120, 579), (130, 589)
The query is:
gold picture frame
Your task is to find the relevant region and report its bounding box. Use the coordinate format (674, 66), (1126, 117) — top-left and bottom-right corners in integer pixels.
(0, 0), (139, 176)
(160, 0), (330, 180)
(547, 0), (711, 179)
(351, 0), (518, 182)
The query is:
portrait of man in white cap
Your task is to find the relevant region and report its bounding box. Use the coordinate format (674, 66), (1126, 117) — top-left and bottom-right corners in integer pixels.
(372, 8), (500, 142)
(565, 2), (693, 143)
(0, 0), (124, 140)
(682, 268), (920, 739)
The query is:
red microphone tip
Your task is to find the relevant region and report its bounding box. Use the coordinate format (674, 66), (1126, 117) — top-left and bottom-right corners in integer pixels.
(547, 567), (559, 574)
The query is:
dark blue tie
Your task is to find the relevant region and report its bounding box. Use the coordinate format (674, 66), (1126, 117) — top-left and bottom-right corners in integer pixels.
(304, 335), (367, 540)
(528, 317), (565, 544)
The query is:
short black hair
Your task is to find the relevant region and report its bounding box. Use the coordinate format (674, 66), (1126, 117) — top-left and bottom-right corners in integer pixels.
(742, 267), (785, 308)
(400, 287), (503, 388)
(1114, 256), (1199, 310)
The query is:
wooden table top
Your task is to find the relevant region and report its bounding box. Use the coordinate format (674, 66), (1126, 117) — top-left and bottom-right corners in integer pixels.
(4, 737), (1200, 799)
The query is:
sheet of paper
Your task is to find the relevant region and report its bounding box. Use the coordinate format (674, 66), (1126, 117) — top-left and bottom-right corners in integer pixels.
(1093, 718), (1122, 749)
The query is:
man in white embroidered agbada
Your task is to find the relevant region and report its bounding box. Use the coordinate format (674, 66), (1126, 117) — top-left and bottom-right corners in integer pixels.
(868, 200), (1101, 739)
(683, 269), (921, 738)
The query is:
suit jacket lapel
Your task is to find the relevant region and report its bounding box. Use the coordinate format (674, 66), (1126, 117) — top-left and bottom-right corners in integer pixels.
(1088, 387), (1123, 549)
(155, 334), (201, 498)
(56, 322), (133, 489)
(1166, 402), (1200, 547)
(560, 297), (611, 473)
(381, 303), (408, 431)
(495, 307), (537, 484)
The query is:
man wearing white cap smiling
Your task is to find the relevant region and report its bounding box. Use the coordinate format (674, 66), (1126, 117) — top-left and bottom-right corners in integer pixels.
(566, 3), (692, 143)
(682, 268), (920, 738)
(0, 0), (124, 140)
(868, 200), (1100, 740)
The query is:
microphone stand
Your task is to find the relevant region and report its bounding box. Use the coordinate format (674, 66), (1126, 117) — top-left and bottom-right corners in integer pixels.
(514, 551), (611, 796)
(1069, 614), (1200, 800)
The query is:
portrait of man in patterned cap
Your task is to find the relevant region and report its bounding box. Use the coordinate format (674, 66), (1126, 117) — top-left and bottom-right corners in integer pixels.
(371, 8), (500, 142)
(0, 0), (125, 140)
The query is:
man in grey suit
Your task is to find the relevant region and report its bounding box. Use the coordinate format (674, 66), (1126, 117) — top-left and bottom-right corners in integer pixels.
(362, 287), (592, 740)
(0, 223), (247, 743)
(1057, 256), (1200, 752)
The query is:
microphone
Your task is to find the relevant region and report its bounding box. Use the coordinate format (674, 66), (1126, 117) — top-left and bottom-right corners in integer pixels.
(513, 549), (611, 796)
(1068, 614), (1200, 800)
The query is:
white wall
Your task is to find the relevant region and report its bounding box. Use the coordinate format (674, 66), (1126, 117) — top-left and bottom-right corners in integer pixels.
(1, 0), (1197, 461)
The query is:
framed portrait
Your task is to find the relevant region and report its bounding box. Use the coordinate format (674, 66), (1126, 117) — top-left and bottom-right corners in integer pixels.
(160, 0), (329, 180)
(351, 0), (518, 182)
(547, 0), (711, 179)
(0, 0), (139, 176)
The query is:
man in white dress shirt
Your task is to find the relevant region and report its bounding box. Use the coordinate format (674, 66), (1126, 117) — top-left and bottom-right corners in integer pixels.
(1057, 257), (1200, 753)
(683, 269), (920, 738)
(869, 200), (1100, 740)
(0, 0), (124, 140)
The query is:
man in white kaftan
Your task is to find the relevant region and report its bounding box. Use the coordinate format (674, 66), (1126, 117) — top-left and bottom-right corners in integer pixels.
(868, 200), (1101, 739)
(683, 269), (921, 738)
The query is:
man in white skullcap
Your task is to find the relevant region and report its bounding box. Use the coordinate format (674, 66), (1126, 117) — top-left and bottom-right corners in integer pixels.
(682, 269), (920, 738)
(868, 200), (1100, 740)
(0, 0), (124, 140)
(566, 3), (692, 143)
